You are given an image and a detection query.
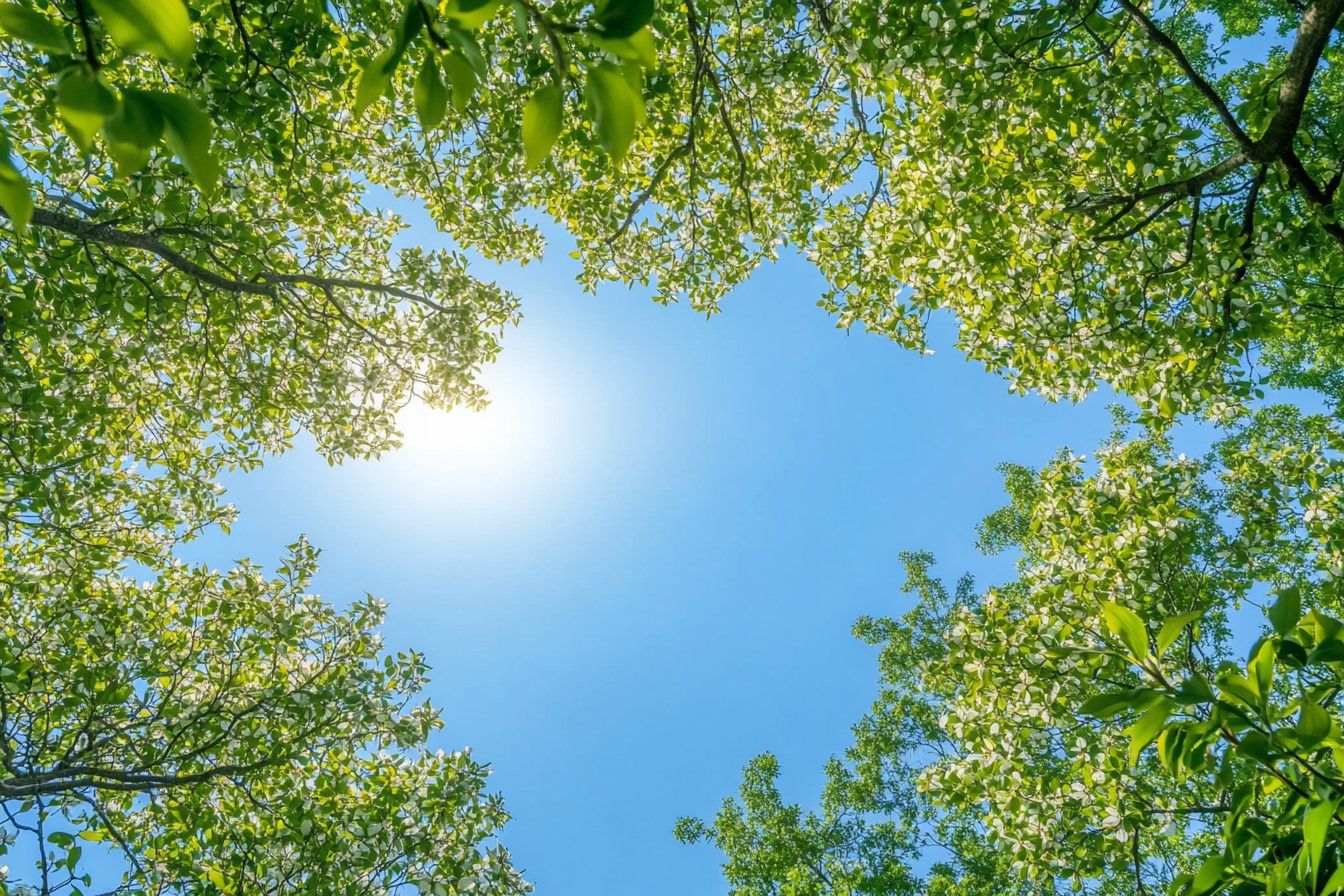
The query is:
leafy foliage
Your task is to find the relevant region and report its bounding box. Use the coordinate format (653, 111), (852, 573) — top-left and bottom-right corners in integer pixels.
(5, 0), (1344, 893)
(0, 538), (526, 895)
(685, 405), (1344, 895)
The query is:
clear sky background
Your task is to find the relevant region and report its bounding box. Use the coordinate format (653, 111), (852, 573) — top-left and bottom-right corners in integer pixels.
(174, 212), (1126, 896)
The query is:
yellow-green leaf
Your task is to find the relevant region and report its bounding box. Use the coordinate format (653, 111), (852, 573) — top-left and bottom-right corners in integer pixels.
(590, 26), (657, 69)
(57, 70), (117, 152)
(1305, 799), (1336, 882)
(0, 153), (32, 232)
(1156, 610), (1202, 656)
(1101, 601), (1149, 660)
(440, 51), (477, 113)
(355, 49), (398, 116)
(413, 56), (448, 129)
(89, 0), (194, 66)
(0, 3), (70, 53)
(1125, 698), (1173, 766)
(522, 83), (562, 170)
(444, 0), (501, 30)
(147, 91), (218, 193)
(584, 62), (638, 164)
(1248, 638), (1275, 703)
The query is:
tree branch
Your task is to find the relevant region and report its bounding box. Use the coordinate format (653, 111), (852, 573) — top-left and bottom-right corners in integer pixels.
(1255, 0), (1344, 159)
(1, 206), (462, 313)
(0, 757), (284, 798)
(1112, 0), (1251, 147)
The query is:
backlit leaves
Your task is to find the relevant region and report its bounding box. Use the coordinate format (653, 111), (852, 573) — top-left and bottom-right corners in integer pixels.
(1102, 601), (1149, 660)
(522, 83), (562, 169)
(689, 410), (1344, 896)
(56, 69), (117, 152)
(88, 0), (194, 66)
(584, 62), (638, 163)
(414, 56), (449, 129)
(0, 130), (32, 231)
(148, 90), (218, 192)
(0, 2), (70, 53)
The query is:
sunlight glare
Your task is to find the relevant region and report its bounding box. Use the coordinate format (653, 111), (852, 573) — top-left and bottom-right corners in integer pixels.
(383, 361), (597, 512)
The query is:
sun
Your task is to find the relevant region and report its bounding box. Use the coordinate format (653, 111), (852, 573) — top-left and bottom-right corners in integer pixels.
(382, 356), (601, 512)
(394, 397), (536, 472)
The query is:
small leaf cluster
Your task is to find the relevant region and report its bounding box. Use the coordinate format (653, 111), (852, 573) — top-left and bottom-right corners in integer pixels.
(352, 0), (657, 167)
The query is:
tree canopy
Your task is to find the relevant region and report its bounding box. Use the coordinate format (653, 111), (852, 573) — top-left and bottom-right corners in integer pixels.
(2, 538), (525, 896)
(3, 0), (1344, 893)
(680, 408), (1344, 896)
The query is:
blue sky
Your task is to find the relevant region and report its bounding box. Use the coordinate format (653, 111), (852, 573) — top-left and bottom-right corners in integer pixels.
(175, 217), (1124, 896)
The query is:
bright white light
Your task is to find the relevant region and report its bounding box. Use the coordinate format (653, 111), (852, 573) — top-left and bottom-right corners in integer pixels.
(395, 398), (537, 473)
(381, 360), (599, 514)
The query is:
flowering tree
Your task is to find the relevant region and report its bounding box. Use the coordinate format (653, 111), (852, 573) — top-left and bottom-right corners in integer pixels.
(651, 4), (1344, 894)
(4, 0), (1344, 893)
(683, 405), (1344, 895)
(0, 539), (527, 895)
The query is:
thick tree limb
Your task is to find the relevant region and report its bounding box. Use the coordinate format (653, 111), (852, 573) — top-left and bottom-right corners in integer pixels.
(1113, 0), (1251, 147)
(1256, 0), (1344, 160)
(2, 206), (460, 314)
(0, 758), (283, 798)
(1105, 0), (1344, 249)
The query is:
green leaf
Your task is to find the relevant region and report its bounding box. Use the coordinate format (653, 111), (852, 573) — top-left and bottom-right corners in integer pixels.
(1217, 672), (1261, 708)
(88, 0), (194, 66)
(1310, 639), (1344, 665)
(584, 62), (638, 164)
(1296, 700), (1332, 747)
(103, 90), (164, 148)
(1249, 638), (1275, 704)
(590, 26), (657, 68)
(522, 84), (563, 170)
(104, 139), (151, 176)
(1309, 610), (1344, 644)
(592, 0), (654, 39)
(1189, 853), (1226, 896)
(355, 48), (398, 116)
(621, 61), (646, 126)
(0, 3), (70, 53)
(1078, 688), (1159, 720)
(444, 26), (487, 76)
(395, 0), (424, 51)
(1174, 674), (1215, 706)
(1269, 587), (1302, 636)
(440, 51), (478, 112)
(1155, 724), (1187, 774)
(1321, 863), (1344, 895)
(1156, 610), (1203, 656)
(445, 0), (501, 29)
(101, 89), (164, 176)
(57, 70), (117, 152)
(1125, 698), (1174, 766)
(1101, 601), (1150, 660)
(1234, 730), (1273, 762)
(1275, 637), (1309, 669)
(0, 149), (32, 233)
(1305, 799), (1336, 883)
(625, 26), (657, 68)
(147, 91), (218, 192)
(413, 56), (448, 129)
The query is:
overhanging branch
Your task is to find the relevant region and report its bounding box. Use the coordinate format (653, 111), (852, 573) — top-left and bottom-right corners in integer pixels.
(2, 206), (461, 314)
